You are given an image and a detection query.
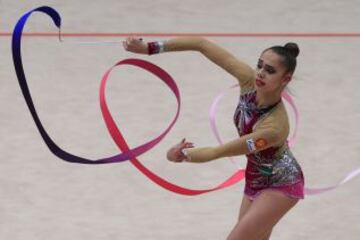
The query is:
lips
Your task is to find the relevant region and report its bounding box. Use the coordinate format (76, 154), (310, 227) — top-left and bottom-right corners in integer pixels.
(256, 78), (265, 87)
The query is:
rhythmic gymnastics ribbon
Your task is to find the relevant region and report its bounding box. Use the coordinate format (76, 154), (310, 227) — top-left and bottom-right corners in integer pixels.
(12, 6), (174, 164)
(209, 86), (360, 195)
(15, 6), (357, 196)
(12, 6), (245, 195)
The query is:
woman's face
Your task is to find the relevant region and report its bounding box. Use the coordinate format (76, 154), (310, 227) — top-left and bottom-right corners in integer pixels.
(255, 49), (291, 93)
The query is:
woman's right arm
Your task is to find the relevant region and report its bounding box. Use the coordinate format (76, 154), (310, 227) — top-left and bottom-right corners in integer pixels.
(123, 37), (255, 89)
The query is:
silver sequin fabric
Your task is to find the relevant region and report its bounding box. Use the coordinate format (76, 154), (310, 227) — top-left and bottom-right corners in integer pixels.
(234, 90), (304, 197)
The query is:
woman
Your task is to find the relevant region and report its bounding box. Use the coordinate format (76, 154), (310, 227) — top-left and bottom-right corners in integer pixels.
(123, 37), (304, 240)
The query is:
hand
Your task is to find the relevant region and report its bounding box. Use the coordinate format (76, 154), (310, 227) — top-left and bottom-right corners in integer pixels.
(167, 138), (194, 162)
(123, 37), (148, 54)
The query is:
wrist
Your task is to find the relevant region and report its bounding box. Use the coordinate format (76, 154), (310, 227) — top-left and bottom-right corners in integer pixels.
(148, 41), (166, 55)
(184, 147), (218, 163)
(181, 148), (192, 162)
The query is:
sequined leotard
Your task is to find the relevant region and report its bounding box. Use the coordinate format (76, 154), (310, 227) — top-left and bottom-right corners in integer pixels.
(163, 37), (305, 199)
(234, 90), (304, 200)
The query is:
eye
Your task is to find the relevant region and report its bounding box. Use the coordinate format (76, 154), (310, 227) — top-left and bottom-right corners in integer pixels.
(267, 68), (275, 74)
(256, 63), (262, 69)
(265, 66), (276, 74)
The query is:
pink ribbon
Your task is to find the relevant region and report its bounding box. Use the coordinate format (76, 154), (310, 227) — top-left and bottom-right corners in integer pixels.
(14, 6), (359, 197)
(99, 59), (246, 195)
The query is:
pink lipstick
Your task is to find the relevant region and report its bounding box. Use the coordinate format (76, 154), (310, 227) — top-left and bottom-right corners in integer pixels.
(256, 78), (265, 87)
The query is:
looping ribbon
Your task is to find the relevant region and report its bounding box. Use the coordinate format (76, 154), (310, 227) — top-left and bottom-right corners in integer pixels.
(13, 6), (360, 196)
(12, 6), (166, 164)
(12, 6), (245, 195)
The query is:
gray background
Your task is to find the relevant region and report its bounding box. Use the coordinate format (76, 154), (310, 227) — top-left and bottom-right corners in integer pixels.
(1, 0), (360, 239)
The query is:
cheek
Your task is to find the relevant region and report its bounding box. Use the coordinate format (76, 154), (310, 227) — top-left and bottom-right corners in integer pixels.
(266, 76), (282, 89)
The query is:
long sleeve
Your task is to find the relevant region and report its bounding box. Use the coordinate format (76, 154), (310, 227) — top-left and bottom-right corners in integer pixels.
(164, 37), (255, 92)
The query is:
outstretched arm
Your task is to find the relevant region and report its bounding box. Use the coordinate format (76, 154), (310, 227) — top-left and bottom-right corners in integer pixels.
(165, 37), (254, 89)
(168, 113), (289, 163)
(123, 37), (255, 90)
(183, 127), (282, 163)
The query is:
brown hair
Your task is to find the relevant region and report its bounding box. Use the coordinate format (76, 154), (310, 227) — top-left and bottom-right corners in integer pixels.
(265, 42), (299, 74)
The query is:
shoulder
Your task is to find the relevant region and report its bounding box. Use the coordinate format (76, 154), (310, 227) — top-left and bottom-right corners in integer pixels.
(254, 102), (289, 142)
(268, 102), (289, 130)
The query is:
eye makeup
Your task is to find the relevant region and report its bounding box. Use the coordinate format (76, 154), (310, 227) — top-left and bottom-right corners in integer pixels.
(257, 59), (277, 74)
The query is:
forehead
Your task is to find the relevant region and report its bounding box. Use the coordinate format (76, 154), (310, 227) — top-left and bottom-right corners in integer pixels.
(259, 50), (284, 69)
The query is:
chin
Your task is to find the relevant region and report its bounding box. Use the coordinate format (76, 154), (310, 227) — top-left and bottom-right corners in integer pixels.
(255, 85), (266, 92)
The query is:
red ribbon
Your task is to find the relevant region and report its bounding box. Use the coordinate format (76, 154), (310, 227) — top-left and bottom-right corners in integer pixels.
(100, 58), (245, 195)
(12, 6), (246, 196)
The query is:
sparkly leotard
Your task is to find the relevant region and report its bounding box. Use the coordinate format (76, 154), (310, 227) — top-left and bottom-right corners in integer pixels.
(234, 90), (304, 200)
(164, 37), (305, 199)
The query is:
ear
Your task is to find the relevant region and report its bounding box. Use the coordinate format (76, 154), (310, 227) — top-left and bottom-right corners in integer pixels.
(281, 73), (292, 86)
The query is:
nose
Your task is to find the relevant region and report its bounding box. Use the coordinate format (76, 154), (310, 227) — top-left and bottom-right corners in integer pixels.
(257, 68), (265, 79)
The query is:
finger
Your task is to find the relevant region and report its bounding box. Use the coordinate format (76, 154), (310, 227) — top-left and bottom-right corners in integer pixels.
(122, 41), (128, 49)
(182, 143), (190, 148)
(170, 156), (182, 163)
(130, 36), (139, 43)
(185, 143), (194, 148)
(179, 143), (189, 149)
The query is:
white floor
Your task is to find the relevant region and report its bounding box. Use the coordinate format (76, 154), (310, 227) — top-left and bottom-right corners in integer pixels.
(1, 1), (360, 239)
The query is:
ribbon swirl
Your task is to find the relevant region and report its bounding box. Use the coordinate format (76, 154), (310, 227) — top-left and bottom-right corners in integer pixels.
(12, 6), (245, 195)
(13, 6), (359, 196)
(12, 6), (177, 164)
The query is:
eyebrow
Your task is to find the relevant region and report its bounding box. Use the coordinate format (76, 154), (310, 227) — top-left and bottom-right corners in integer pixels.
(258, 59), (276, 71)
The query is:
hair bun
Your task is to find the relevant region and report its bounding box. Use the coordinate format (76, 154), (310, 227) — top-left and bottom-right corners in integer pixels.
(284, 42), (299, 58)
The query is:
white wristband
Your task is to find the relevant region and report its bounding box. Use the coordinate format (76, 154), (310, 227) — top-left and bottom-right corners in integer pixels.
(158, 41), (166, 53)
(181, 148), (191, 161)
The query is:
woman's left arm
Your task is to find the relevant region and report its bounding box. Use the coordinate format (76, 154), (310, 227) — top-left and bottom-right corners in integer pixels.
(184, 114), (289, 163)
(184, 129), (279, 163)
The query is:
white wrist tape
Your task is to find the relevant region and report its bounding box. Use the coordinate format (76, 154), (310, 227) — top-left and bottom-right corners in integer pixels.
(181, 148), (191, 161)
(158, 41), (166, 53)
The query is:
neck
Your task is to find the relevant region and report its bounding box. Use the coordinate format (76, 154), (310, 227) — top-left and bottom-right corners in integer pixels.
(256, 89), (282, 108)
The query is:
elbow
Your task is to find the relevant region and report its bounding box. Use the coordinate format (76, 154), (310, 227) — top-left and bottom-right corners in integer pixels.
(196, 37), (210, 52)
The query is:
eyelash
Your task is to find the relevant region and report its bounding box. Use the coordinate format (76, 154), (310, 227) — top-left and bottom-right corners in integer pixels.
(257, 63), (275, 74)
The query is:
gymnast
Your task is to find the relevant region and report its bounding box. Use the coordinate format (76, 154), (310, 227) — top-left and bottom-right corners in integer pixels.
(123, 37), (304, 240)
